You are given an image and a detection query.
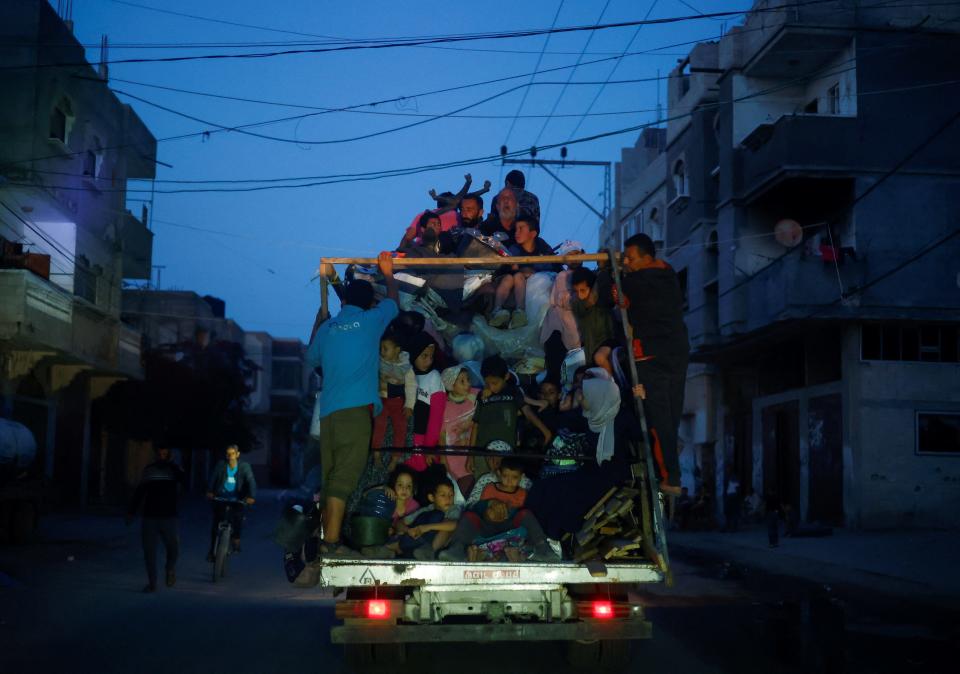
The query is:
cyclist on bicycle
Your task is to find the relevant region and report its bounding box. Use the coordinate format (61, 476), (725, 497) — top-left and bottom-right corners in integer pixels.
(206, 444), (257, 560)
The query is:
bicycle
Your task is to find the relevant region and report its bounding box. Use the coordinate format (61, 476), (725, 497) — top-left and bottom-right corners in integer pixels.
(211, 497), (246, 582)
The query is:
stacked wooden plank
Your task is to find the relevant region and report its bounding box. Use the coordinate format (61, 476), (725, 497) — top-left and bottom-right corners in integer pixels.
(570, 486), (646, 562)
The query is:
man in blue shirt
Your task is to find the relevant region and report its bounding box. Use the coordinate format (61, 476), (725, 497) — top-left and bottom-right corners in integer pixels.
(308, 252), (399, 556)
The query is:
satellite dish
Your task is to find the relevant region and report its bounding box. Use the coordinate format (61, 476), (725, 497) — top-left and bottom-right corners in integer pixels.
(774, 218), (803, 247)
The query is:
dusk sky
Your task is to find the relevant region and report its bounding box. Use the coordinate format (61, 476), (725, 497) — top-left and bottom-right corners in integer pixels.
(71, 0), (752, 340)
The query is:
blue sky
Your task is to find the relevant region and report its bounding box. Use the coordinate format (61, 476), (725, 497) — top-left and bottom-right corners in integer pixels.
(71, 0), (751, 340)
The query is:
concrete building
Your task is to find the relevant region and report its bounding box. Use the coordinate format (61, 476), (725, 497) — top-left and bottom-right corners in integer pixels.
(0, 0), (156, 505)
(244, 332), (314, 486)
(122, 291), (314, 487)
(602, 0), (960, 528)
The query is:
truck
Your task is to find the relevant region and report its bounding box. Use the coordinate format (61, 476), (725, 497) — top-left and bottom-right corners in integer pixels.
(301, 248), (672, 669)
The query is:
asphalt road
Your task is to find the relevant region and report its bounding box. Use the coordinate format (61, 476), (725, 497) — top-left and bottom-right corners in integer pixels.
(1, 493), (956, 674)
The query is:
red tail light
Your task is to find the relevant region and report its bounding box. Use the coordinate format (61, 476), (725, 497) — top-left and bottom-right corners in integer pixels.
(366, 600), (390, 619)
(592, 601), (614, 619)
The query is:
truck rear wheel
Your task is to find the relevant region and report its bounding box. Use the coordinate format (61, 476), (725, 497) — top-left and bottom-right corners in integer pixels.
(343, 643), (406, 671)
(566, 639), (631, 669)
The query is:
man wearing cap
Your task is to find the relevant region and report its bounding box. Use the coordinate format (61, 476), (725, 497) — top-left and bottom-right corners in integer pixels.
(307, 252), (400, 556)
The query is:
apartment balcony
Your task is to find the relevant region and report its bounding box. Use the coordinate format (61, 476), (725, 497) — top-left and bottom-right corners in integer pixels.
(742, 25), (852, 79)
(0, 268), (144, 379)
(0, 269), (73, 352)
(737, 114), (858, 201)
(734, 250), (867, 334)
(120, 209), (153, 280)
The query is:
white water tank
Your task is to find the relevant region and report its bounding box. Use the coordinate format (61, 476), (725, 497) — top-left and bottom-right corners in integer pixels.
(0, 419), (37, 469)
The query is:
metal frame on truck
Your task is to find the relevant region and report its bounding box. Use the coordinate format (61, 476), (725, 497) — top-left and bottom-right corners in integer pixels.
(311, 251), (670, 667)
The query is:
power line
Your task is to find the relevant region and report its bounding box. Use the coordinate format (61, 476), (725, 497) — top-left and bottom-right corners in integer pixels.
(104, 0), (350, 42)
(534, 1), (612, 228)
(72, 75), (670, 119)
(106, 75), (674, 147)
(1, 0), (885, 71)
(6, 29), (753, 168)
(502, 1), (565, 154)
(8, 16), (959, 193)
(15, 9), (913, 169)
(566, 1), (661, 141)
(2, 63), (929, 196)
(532, 1), (612, 148)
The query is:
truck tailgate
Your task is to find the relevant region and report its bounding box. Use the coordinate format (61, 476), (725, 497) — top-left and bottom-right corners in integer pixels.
(317, 558), (662, 588)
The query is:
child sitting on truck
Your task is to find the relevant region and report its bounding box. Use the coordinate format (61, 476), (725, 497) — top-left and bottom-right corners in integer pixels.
(439, 366), (479, 497)
(390, 478), (460, 560)
(440, 457), (559, 563)
(375, 465), (420, 529)
(469, 355), (552, 481)
(465, 441), (533, 506)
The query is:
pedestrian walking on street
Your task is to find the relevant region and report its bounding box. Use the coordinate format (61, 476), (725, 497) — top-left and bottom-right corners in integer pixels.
(126, 445), (187, 592)
(724, 476), (742, 532)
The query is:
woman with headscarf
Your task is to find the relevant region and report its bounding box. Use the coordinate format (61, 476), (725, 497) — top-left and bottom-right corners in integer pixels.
(526, 368), (640, 541)
(401, 332), (449, 504)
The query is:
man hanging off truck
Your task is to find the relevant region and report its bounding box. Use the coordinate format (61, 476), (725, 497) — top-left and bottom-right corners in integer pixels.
(620, 233), (690, 496)
(307, 251), (399, 558)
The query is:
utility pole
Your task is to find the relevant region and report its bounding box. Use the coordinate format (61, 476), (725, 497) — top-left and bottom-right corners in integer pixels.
(152, 264), (166, 290)
(500, 157), (612, 223)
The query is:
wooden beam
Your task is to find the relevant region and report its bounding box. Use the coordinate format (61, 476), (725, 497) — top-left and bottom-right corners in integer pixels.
(318, 253), (612, 267)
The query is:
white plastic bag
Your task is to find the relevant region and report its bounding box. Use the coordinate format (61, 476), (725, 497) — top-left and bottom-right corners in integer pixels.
(561, 348), (586, 391)
(452, 333), (485, 363)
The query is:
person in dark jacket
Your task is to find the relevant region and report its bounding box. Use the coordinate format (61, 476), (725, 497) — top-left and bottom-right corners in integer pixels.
(620, 233), (690, 495)
(127, 445), (187, 593)
(205, 444), (257, 558)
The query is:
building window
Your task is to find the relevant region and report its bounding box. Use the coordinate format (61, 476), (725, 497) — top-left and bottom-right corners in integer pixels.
(271, 360), (302, 390)
(649, 207), (663, 248)
(677, 268), (689, 310)
(49, 97), (74, 145)
(704, 229), (719, 283)
(861, 323), (959, 363)
(633, 211), (644, 237)
(673, 160), (688, 197)
(916, 412), (960, 456)
(828, 83), (841, 115)
(83, 136), (104, 178)
(679, 60), (691, 97)
(74, 263), (97, 304)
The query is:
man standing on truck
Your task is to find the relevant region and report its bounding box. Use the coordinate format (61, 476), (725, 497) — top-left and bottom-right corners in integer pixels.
(620, 233), (690, 496)
(126, 444), (186, 593)
(308, 252), (399, 556)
